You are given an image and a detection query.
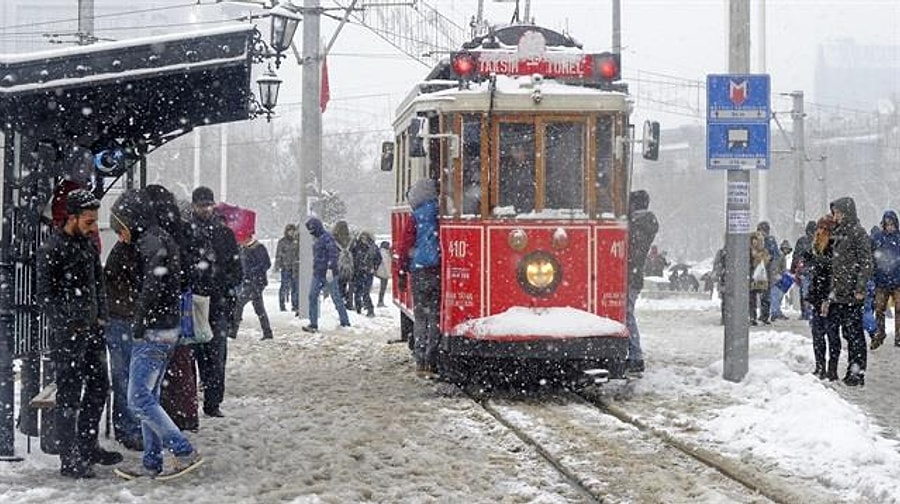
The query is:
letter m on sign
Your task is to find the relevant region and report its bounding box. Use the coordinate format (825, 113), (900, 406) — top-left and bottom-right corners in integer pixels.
(730, 80), (747, 106)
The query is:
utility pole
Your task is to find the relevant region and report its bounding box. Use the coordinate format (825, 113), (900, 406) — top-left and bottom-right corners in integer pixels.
(723, 0), (750, 383)
(522, 0), (531, 23)
(77, 0), (94, 45)
(296, 0), (322, 317)
(790, 91), (806, 239)
(612, 0), (621, 54)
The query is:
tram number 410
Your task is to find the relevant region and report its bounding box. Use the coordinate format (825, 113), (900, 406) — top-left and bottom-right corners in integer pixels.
(609, 240), (626, 259)
(447, 240), (468, 259)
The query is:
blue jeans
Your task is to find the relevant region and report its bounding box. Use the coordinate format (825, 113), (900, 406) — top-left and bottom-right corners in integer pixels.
(105, 317), (141, 443)
(279, 270), (299, 311)
(626, 289), (643, 362)
(128, 328), (194, 471)
(770, 285), (786, 318)
(308, 276), (350, 328)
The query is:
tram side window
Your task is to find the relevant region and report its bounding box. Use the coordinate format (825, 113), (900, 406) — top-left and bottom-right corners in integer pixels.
(544, 122), (584, 211)
(461, 115), (481, 215)
(594, 117), (614, 215)
(498, 123), (536, 214)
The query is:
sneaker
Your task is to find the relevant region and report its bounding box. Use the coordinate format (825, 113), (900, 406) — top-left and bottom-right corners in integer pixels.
(301, 325), (318, 333)
(871, 334), (885, 350)
(114, 464), (161, 480)
(90, 447), (123, 465)
(154, 452), (205, 481)
(842, 373), (865, 387)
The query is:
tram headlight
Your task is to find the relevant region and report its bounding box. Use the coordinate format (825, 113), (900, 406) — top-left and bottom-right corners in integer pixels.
(517, 251), (562, 296)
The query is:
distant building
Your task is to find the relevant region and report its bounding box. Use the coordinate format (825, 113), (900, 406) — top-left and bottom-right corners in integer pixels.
(815, 40), (900, 111)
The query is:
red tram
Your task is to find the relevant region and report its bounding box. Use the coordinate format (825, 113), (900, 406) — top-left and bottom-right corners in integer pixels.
(384, 24), (658, 386)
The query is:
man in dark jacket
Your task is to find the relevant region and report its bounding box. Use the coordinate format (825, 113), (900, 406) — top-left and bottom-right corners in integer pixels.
(36, 188), (121, 478)
(186, 186), (242, 417)
(302, 217), (351, 332)
(626, 190), (659, 374)
(869, 210), (900, 349)
(233, 236), (273, 340)
(275, 224), (300, 312)
(828, 197), (873, 386)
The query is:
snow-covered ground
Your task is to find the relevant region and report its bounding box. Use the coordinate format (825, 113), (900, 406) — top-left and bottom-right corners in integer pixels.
(1, 288), (899, 503)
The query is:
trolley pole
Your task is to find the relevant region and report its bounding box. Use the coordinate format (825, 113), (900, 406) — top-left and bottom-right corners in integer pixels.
(297, 0), (322, 317)
(723, 0), (751, 382)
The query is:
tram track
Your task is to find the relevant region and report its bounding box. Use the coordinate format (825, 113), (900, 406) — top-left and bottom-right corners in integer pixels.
(462, 384), (830, 504)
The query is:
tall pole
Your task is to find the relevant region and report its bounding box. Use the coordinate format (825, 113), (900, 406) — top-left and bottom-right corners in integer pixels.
(297, 0), (322, 317)
(612, 0), (621, 54)
(791, 91), (806, 239)
(77, 0), (94, 45)
(723, 0), (750, 383)
(522, 0), (531, 24)
(756, 0), (767, 223)
(219, 125), (228, 202)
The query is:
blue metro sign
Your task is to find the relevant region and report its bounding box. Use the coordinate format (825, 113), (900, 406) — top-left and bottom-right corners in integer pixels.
(706, 73), (770, 170)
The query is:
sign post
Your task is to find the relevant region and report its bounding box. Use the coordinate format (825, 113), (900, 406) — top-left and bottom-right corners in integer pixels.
(711, 0), (769, 382)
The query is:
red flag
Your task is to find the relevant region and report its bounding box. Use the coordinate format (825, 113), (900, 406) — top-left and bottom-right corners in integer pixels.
(320, 55), (330, 113)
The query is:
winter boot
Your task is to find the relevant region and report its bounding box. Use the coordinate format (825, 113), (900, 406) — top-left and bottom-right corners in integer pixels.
(260, 315), (273, 340)
(825, 360), (838, 381)
(870, 332), (885, 350)
(813, 362), (826, 380)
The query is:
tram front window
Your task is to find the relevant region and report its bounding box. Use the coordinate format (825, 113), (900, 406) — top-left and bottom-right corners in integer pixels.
(498, 124), (535, 214)
(544, 122), (584, 210)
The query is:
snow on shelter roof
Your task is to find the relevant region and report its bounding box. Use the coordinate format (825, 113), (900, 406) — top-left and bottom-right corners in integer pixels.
(0, 24), (254, 96)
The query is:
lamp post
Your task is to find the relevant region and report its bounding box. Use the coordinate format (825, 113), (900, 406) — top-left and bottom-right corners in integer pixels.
(269, 4), (302, 68)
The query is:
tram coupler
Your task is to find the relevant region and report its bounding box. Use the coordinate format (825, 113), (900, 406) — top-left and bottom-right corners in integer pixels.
(581, 368), (610, 385)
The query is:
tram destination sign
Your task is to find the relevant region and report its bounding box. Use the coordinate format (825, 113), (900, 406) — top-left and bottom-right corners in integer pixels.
(451, 51), (620, 81)
(706, 73), (771, 170)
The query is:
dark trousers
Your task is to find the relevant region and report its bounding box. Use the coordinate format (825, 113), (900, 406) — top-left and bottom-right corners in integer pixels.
(377, 276), (388, 306)
(279, 270), (299, 311)
(195, 298), (232, 412)
(411, 268), (441, 369)
(52, 327), (109, 472)
(810, 306), (840, 370)
(353, 273), (375, 315)
(160, 345), (198, 431)
(749, 288), (770, 322)
(831, 302), (866, 376)
(235, 286), (272, 338)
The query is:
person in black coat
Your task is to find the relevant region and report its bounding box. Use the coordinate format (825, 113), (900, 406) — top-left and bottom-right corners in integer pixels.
(36, 189), (121, 478)
(233, 236), (273, 340)
(626, 189), (659, 374)
(350, 231), (381, 318)
(803, 215), (840, 380)
(185, 186), (242, 417)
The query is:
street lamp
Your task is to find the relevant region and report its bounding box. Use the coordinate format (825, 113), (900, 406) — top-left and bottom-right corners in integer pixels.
(256, 64), (282, 121)
(269, 4), (302, 68)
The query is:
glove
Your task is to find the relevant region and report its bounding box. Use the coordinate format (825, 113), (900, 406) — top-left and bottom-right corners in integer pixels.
(326, 270), (334, 283)
(397, 272), (408, 291)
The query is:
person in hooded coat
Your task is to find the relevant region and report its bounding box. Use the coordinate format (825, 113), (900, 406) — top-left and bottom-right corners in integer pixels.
(626, 190), (659, 374)
(111, 186), (202, 476)
(302, 217), (350, 332)
(233, 235), (274, 340)
(827, 196), (873, 386)
(791, 220), (817, 320)
(395, 178), (441, 378)
(350, 231), (381, 318)
(869, 210), (900, 349)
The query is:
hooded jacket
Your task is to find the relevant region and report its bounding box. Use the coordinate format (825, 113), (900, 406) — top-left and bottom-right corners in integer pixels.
(305, 217), (339, 282)
(397, 179), (440, 272)
(871, 210), (900, 289)
(110, 188), (182, 338)
(829, 197), (873, 303)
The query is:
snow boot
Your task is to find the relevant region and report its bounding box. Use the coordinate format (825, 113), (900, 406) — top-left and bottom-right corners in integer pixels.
(813, 362), (826, 380)
(825, 360), (838, 381)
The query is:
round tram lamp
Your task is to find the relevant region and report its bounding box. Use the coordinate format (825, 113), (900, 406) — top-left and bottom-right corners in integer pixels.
(518, 251), (562, 296)
(257, 65), (282, 120)
(270, 4), (302, 67)
(451, 52), (477, 79)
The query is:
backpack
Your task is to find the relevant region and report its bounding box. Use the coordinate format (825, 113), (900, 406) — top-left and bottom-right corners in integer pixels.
(337, 246), (355, 281)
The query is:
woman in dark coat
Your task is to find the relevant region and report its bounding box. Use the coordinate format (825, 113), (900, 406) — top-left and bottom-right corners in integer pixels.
(803, 215), (840, 380)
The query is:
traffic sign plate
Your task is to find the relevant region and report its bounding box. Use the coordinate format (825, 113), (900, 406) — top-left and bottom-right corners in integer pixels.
(707, 122), (770, 170)
(707, 74), (770, 121)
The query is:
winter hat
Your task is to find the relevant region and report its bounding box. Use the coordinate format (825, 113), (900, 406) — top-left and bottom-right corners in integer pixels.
(65, 189), (100, 216)
(756, 221), (770, 234)
(192, 186), (215, 205)
(629, 190), (650, 212)
(780, 240), (792, 253)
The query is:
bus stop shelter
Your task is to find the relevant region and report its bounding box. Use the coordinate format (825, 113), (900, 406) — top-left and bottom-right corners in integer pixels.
(0, 24), (259, 460)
